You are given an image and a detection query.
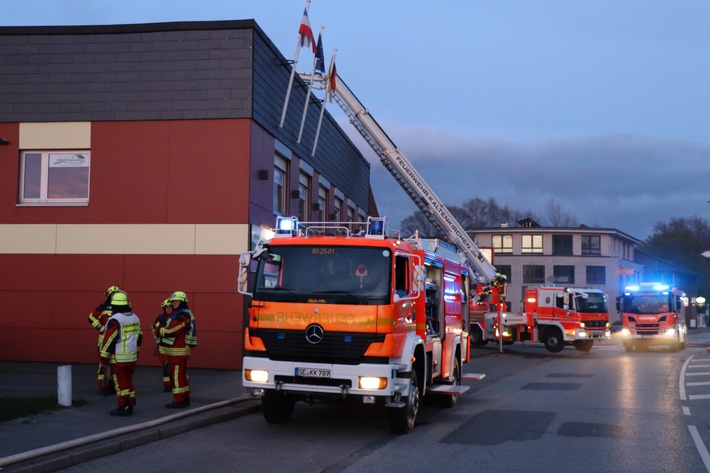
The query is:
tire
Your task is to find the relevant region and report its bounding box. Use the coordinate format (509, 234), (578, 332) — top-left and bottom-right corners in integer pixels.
(262, 391), (295, 424)
(390, 371), (420, 434)
(470, 326), (488, 346)
(439, 358), (461, 408)
(573, 340), (594, 353)
(543, 329), (565, 353)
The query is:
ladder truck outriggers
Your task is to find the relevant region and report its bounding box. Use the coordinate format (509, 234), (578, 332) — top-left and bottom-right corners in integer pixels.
(238, 74), (497, 433)
(470, 285), (611, 353)
(616, 283), (687, 352)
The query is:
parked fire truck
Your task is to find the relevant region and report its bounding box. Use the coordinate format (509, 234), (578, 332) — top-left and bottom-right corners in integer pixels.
(616, 283), (687, 352)
(238, 73), (497, 433)
(470, 285), (610, 353)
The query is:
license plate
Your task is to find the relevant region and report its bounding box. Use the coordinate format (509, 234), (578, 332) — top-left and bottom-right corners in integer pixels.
(593, 330), (602, 338)
(296, 367), (331, 378)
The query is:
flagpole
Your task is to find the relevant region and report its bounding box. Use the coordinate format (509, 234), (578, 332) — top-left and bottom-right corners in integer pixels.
(312, 49), (337, 156)
(279, 0), (312, 128)
(297, 26), (324, 143)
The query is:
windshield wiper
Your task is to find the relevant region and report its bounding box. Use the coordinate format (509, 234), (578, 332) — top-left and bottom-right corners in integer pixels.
(312, 290), (363, 303)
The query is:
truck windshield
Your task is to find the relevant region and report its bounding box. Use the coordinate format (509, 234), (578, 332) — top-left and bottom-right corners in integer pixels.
(253, 245), (392, 304)
(622, 294), (670, 314)
(575, 292), (608, 313)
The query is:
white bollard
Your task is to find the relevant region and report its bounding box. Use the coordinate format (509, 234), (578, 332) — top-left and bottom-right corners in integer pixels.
(57, 365), (72, 407)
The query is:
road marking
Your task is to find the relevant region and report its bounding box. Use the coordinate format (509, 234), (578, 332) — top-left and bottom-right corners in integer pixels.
(686, 372), (710, 376)
(689, 394), (710, 400)
(683, 406), (691, 416)
(688, 425), (710, 473)
(688, 382), (710, 386)
(689, 364), (710, 368)
(681, 355), (693, 401)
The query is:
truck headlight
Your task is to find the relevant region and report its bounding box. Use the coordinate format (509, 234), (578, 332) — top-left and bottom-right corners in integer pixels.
(665, 328), (676, 336)
(244, 369), (269, 383)
(620, 328), (631, 337)
(359, 376), (388, 390)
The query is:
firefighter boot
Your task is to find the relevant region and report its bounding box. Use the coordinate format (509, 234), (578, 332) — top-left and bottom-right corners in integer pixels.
(110, 397), (134, 417)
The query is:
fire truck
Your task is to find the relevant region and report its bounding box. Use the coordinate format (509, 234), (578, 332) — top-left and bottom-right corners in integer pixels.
(237, 74), (497, 433)
(616, 283), (687, 352)
(470, 285), (610, 353)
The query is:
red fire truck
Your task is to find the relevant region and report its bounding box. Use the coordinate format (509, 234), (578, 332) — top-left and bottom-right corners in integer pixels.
(470, 285), (610, 353)
(617, 283), (687, 352)
(238, 217), (473, 433)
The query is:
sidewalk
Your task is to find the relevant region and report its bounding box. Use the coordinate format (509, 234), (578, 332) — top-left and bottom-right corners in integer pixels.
(0, 361), (258, 473)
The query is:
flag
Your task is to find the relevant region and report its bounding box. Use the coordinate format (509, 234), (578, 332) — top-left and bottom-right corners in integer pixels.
(314, 33), (325, 74)
(299, 8), (317, 53)
(327, 60), (337, 102)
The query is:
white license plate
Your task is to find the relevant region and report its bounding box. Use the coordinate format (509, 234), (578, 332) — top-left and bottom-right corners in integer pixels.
(296, 367), (331, 378)
(593, 330), (602, 337)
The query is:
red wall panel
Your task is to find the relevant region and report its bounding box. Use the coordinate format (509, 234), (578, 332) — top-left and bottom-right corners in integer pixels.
(0, 123), (19, 223)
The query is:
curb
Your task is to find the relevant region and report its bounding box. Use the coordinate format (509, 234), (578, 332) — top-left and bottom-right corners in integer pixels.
(1, 398), (261, 473)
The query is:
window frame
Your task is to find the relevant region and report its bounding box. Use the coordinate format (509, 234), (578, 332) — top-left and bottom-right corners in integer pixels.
(492, 234), (513, 254)
(552, 234), (573, 256)
(586, 265), (606, 285)
(19, 150), (91, 205)
(521, 234), (543, 254)
(582, 235), (601, 256)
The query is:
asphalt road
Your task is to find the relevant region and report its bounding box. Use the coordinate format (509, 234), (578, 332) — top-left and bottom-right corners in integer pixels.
(53, 334), (710, 473)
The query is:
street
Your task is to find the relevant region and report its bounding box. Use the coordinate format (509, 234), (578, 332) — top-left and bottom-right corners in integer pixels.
(59, 334), (710, 473)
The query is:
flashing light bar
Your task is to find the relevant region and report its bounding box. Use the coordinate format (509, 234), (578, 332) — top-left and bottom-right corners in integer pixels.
(275, 216), (298, 237)
(366, 216), (387, 239)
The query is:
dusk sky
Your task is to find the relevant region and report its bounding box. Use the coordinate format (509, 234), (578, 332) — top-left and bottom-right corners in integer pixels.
(5, 1), (710, 239)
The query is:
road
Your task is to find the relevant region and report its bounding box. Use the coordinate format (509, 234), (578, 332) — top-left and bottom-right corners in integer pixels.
(60, 334), (710, 473)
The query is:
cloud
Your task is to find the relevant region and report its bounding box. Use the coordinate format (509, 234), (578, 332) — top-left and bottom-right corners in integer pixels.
(343, 120), (710, 240)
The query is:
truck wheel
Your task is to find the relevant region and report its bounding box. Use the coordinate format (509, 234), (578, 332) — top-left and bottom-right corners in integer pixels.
(439, 359), (461, 408)
(390, 371), (420, 434)
(262, 391), (295, 424)
(543, 329), (565, 353)
(573, 340), (593, 353)
(470, 326), (487, 346)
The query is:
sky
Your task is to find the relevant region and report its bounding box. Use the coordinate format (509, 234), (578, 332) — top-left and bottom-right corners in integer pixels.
(4, 0), (710, 240)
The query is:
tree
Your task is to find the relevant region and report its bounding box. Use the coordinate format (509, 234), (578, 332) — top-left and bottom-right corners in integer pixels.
(542, 199), (579, 227)
(641, 216), (710, 299)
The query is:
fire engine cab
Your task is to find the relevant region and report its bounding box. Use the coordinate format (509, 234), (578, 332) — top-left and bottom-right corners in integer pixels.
(238, 216), (473, 433)
(617, 283), (687, 352)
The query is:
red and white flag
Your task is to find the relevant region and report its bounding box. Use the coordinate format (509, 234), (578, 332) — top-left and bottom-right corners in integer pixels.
(299, 8), (317, 53)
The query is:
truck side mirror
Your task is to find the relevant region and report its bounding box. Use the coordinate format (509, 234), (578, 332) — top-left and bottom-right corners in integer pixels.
(238, 252), (253, 296)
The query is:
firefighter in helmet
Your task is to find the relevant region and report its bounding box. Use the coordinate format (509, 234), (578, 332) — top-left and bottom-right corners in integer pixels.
(100, 291), (142, 417)
(152, 299), (173, 392)
(155, 291), (197, 408)
(87, 285), (121, 395)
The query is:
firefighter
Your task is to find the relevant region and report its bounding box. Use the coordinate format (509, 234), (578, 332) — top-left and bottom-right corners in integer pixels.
(100, 291), (142, 417)
(87, 285), (121, 395)
(155, 291), (197, 409)
(152, 299), (173, 392)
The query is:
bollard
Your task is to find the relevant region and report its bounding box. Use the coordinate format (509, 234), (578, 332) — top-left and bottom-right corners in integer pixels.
(57, 365), (72, 407)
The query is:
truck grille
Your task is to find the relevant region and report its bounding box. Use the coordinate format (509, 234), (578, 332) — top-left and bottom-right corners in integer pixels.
(252, 328), (386, 365)
(636, 323), (660, 335)
(583, 320), (607, 328)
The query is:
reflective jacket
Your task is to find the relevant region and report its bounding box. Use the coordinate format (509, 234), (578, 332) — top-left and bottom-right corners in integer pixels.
(100, 311), (142, 363)
(88, 302), (112, 348)
(156, 309), (195, 356)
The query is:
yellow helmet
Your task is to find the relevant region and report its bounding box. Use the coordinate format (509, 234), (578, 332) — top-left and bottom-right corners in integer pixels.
(161, 299), (170, 308)
(110, 292), (129, 306)
(105, 285), (121, 297)
(169, 291), (188, 303)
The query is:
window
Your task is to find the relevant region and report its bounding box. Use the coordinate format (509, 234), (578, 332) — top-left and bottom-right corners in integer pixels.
(553, 265), (575, 284)
(297, 172), (310, 220)
(492, 234), (513, 254)
(521, 234), (543, 254)
(552, 235), (573, 255)
(318, 185), (328, 222)
(523, 265), (545, 284)
(496, 265), (512, 283)
(582, 235), (601, 256)
(586, 266), (606, 285)
(273, 155), (288, 215)
(19, 151), (91, 204)
(334, 196), (343, 221)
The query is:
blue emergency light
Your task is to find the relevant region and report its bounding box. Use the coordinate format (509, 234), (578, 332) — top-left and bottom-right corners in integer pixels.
(275, 216), (298, 237)
(366, 216), (387, 238)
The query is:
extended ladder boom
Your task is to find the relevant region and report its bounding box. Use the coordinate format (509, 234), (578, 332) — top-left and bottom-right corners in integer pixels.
(333, 75), (497, 283)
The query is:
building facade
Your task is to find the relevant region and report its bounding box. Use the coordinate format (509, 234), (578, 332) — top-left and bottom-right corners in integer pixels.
(0, 21), (374, 369)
